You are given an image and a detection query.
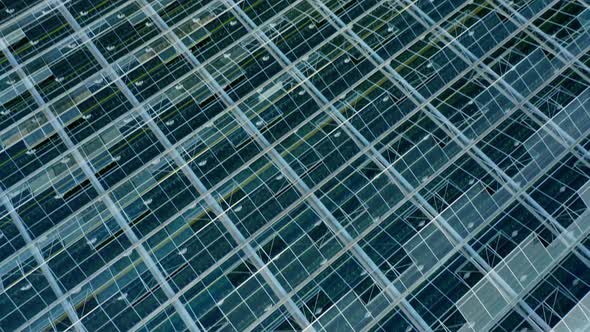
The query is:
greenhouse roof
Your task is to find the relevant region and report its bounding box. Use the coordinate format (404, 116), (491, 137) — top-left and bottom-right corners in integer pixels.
(0, 0), (590, 331)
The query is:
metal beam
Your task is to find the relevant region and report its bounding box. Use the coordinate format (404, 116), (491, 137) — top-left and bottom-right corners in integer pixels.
(5, 1), (588, 330)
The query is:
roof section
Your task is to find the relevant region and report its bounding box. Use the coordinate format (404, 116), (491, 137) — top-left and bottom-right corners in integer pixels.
(0, 0), (589, 331)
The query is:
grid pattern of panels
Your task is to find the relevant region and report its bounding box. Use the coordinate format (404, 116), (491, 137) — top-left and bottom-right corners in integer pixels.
(0, 0), (589, 331)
